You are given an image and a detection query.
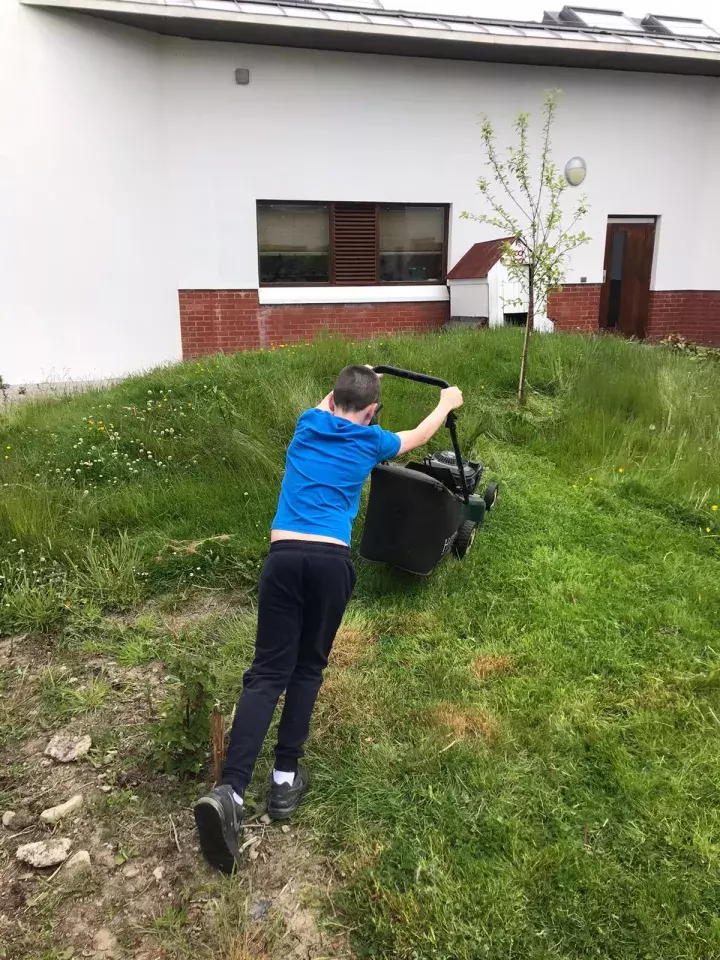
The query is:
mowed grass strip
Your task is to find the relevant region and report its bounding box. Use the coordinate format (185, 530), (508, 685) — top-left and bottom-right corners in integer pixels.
(1, 329), (719, 959)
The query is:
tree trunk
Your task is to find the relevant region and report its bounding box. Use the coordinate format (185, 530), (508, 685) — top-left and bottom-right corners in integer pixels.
(517, 267), (534, 405)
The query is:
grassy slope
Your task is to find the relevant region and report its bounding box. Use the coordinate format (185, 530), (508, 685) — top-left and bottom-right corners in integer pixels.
(1, 329), (720, 959)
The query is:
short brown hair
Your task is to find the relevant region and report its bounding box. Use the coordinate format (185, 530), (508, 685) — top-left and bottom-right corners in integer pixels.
(333, 365), (380, 413)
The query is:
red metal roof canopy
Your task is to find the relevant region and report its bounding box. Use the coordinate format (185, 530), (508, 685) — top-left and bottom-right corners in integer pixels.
(447, 238), (513, 281)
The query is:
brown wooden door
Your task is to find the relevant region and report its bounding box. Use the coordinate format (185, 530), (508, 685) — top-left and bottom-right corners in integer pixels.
(598, 221), (656, 338)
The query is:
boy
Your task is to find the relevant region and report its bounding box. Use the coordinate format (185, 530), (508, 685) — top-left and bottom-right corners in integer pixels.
(194, 365), (463, 873)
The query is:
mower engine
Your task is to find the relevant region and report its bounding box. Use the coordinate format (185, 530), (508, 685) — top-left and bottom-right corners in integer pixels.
(421, 450), (484, 497)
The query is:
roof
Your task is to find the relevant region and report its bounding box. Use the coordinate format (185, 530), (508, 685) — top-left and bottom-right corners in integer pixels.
(20, 0), (720, 76)
(447, 238), (513, 281)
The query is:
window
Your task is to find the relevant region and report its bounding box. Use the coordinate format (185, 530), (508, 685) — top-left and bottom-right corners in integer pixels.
(379, 205), (445, 282)
(258, 203), (330, 284)
(257, 201), (448, 285)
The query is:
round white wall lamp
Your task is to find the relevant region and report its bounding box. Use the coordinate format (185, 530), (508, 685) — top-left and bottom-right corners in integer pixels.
(565, 156), (587, 187)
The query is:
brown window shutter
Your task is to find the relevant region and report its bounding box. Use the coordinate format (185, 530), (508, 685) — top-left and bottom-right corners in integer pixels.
(332, 203), (378, 284)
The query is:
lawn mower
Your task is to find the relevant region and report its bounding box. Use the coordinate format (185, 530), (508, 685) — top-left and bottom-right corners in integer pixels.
(359, 366), (499, 576)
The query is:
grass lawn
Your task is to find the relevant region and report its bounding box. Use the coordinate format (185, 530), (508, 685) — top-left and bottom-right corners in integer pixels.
(1, 328), (719, 959)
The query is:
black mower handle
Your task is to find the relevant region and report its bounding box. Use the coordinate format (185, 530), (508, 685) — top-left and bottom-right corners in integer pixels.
(372, 365), (470, 504)
(372, 366), (450, 389)
(372, 365), (456, 427)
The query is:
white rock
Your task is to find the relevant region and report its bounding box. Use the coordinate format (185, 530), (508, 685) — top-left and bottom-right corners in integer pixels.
(2, 810), (16, 829)
(45, 734), (92, 763)
(64, 849), (92, 875)
(16, 837), (72, 868)
(122, 863), (140, 879)
(40, 793), (84, 824)
(152, 865), (164, 882)
(93, 928), (118, 955)
(281, 824), (290, 834)
(259, 813), (272, 825)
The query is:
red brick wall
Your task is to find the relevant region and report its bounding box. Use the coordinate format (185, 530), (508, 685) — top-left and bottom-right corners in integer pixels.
(547, 284), (602, 333)
(646, 291), (720, 346)
(547, 286), (720, 346)
(178, 289), (449, 358)
(178, 286), (720, 355)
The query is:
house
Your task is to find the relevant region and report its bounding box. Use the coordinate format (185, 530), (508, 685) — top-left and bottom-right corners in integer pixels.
(2, 0), (720, 384)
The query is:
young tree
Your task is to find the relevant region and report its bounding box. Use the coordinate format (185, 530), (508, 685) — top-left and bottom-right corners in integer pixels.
(462, 90), (590, 404)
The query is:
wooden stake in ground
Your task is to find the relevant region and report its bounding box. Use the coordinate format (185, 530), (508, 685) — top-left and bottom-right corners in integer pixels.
(211, 704), (225, 785)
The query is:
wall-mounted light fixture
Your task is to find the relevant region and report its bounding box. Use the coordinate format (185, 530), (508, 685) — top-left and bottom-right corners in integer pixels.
(565, 156), (587, 187)
(235, 68), (250, 85)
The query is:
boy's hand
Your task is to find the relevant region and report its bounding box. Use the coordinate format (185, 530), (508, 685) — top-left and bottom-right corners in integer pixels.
(440, 386), (463, 411)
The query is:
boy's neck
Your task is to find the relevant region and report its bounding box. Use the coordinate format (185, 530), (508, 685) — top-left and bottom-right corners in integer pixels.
(333, 407), (366, 425)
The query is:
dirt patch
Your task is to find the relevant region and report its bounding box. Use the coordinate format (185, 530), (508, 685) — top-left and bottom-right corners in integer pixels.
(426, 703), (498, 742)
(470, 654), (513, 681)
(329, 624), (376, 669)
(314, 668), (373, 736)
(102, 588), (252, 632)
(0, 640), (349, 960)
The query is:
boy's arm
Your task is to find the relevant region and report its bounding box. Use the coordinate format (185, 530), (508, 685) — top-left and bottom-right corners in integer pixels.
(395, 387), (463, 456)
(316, 392), (333, 412)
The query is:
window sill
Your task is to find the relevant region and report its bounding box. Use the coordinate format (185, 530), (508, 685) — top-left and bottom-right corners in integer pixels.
(258, 285), (449, 306)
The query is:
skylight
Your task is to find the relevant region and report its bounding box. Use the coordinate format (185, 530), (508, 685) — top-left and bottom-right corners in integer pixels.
(561, 6), (642, 32)
(643, 15), (720, 39)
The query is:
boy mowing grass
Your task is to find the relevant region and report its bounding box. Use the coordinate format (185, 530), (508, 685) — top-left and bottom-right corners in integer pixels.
(194, 364), (463, 873)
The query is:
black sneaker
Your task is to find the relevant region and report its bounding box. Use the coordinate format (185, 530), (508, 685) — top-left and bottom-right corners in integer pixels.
(193, 785), (244, 874)
(267, 765), (309, 821)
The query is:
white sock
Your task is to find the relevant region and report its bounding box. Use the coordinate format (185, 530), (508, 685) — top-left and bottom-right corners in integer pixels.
(232, 791), (244, 806)
(272, 769), (295, 787)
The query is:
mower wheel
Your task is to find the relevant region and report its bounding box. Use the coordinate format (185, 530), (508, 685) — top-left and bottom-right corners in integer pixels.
(484, 482), (500, 512)
(454, 521), (477, 559)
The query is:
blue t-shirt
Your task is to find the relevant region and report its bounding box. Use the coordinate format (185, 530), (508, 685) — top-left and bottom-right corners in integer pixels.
(272, 408), (402, 545)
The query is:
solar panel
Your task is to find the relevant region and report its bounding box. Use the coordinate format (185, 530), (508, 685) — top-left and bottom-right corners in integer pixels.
(238, 2), (286, 15)
(322, 9), (370, 21)
(282, 4), (328, 16)
(405, 17), (450, 31)
(645, 16), (720, 39)
(365, 13), (412, 26)
(307, 0), (381, 8)
(444, 21), (491, 34)
(563, 7), (643, 32)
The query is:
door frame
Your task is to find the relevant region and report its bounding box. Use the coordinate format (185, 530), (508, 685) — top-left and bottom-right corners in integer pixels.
(598, 216), (657, 339)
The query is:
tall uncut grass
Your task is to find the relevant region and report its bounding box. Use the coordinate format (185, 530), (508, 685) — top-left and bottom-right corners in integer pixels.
(1, 329), (720, 959)
(1, 330), (716, 633)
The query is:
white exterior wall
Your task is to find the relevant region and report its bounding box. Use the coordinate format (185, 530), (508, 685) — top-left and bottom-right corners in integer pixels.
(491, 263), (552, 332)
(449, 279), (489, 320)
(0, 3), (177, 384)
(2, 6), (719, 382)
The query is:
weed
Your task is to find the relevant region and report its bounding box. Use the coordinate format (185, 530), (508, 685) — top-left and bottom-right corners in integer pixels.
(39, 668), (111, 719)
(151, 642), (216, 776)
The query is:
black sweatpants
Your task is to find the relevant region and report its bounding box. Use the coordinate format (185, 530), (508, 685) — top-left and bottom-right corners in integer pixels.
(221, 540), (356, 796)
